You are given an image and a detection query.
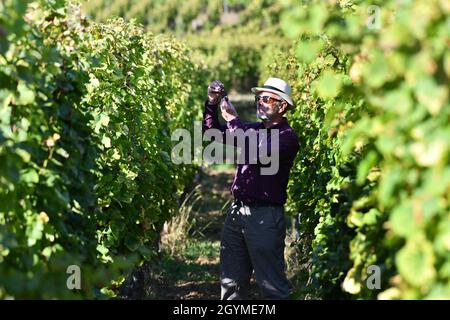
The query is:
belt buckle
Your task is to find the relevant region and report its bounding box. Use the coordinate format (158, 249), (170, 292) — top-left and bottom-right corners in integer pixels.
(233, 199), (244, 207)
(232, 200), (250, 215)
(239, 204), (250, 216)
(230, 201), (240, 215)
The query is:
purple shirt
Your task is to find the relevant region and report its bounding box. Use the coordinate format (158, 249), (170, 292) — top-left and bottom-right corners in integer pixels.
(202, 101), (300, 205)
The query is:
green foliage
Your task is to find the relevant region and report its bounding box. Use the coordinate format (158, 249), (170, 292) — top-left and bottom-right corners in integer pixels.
(3, 0), (448, 300)
(0, 0), (204, 298)
(82, 0), (290, 92)
(268, 35), (366, 299)
(276, 0), (450, 299)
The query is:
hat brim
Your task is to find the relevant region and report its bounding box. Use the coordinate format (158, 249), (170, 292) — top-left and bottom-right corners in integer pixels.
(251, 87), (295, 109)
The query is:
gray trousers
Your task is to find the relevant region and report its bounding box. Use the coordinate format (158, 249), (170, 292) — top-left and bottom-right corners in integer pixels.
(220, 201), (289, 300)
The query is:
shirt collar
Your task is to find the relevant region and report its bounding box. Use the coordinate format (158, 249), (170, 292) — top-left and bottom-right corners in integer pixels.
(260, 117), (289, 129)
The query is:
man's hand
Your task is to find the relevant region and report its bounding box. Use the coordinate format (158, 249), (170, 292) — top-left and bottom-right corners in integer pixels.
(207, 80), (225, 105)
(220, 99), (238, 122)
(207, 80), (238, 121)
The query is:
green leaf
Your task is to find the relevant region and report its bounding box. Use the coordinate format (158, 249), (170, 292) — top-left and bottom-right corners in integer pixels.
(314, 70), (342, 99)
(280, 8), (305, 39)
(347, 210), (364, 228)
(94, 113), (110, 133)
(101, 135), (111, 148)
(362, 208), (381, 226)
(26, 214), (44, 247)
(55, 148), (69, 159)
(42, 247), (53, 258)
(356, 151), (377, 185)
(415, 77), (448, 116)
(16, 81), (35, 105)
(296, 40), (323, 64)
(444, 51), (450, 78)
(15, 148), (31, 162)
(396, 237), (436, 287)
(309, 3), (329, 34)
(21, 169), (39, 184)
(390, 201), (418, 238)
(435, 219), (450, 255)
(378, 167), (403, 206)
(383, 88), (412, 115)
(96, 244), (109, 256)
(362, 51), (390, 88)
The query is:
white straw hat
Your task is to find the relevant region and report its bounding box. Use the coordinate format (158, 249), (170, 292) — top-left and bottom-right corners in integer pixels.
(251, 77), (294, 109)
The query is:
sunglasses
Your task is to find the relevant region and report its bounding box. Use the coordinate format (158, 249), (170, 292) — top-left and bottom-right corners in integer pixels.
(255, 95), (282, 104)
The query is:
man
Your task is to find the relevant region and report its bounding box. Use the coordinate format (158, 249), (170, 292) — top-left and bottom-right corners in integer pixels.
(203, 77), (300, 300)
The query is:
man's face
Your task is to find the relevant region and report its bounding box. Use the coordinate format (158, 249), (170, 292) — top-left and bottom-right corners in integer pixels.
(255, 91), (283, 121)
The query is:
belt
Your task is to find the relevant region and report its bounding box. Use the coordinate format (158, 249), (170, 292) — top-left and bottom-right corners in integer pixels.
(233, 199), (282, 208)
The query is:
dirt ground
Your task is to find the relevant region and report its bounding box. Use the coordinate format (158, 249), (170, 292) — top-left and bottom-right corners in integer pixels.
(118, 165), (261, 300)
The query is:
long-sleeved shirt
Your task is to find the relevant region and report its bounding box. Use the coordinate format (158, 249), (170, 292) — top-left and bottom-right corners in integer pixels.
(202, 101), (300, 205)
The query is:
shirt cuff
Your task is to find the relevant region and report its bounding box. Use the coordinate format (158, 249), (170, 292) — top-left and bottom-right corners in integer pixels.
(204, 101), (219, 113)
(227, 117), (241, 131)
(205, 100), (219, 107)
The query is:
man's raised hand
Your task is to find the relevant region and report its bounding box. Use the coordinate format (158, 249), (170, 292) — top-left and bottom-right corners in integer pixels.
(220, 99), (238, 122)
(207, 80), (225, 105)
